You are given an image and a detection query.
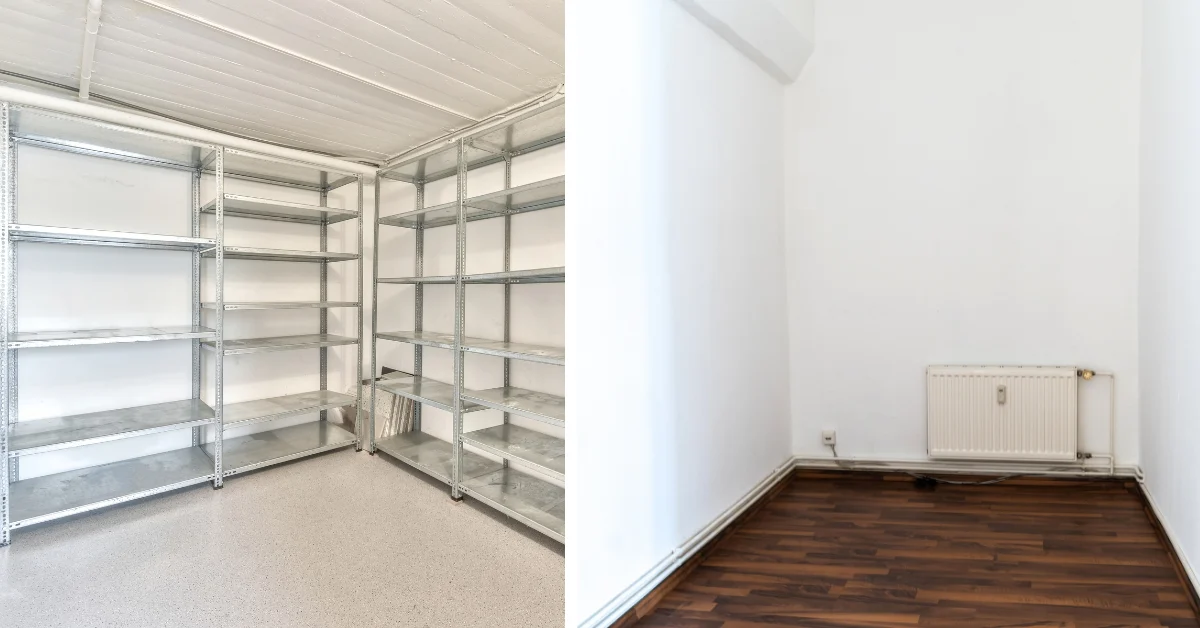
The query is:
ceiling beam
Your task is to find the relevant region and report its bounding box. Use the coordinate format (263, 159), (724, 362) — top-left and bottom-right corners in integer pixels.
(131, 0), (479, 123)
(78, 0), (103, 100)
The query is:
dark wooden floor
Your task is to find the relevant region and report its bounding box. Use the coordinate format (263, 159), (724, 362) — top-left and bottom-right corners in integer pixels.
(637, 470), (1199, 628)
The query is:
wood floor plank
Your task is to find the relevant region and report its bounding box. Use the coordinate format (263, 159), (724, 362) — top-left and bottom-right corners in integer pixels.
(635, 471), (1200, 627)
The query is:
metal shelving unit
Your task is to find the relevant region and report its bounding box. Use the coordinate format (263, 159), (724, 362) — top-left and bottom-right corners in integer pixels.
(206, 149), (365, 480)
(1, 104), (223, 544)
(371, 95), (566, 543)
(0, 102), (365, 545)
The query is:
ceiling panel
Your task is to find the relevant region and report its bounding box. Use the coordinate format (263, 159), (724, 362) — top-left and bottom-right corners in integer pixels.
(0, 0), (564, 162)
(0, 0), (85, 86)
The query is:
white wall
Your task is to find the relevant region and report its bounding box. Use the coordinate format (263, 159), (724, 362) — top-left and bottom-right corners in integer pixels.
(13, 144), (359, 479)
(567, 0), (792, 624)
(1139, 0), (1200, 593)
(784, 0), (1142, 465)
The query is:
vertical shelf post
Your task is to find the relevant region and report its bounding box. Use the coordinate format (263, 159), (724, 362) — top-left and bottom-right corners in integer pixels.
(4, 108), (16, 492)
(212, 147), (225, 488)
(368, 172), (381, 453)
(0, 102), (12, 546)
(502, 152), (512, 468)
(319, 173), (329, 423)
(355, 175), (365, 448)
(191, 159), (201, 449)
(451, 139), (467, 500)
(413, 182), (425, 432)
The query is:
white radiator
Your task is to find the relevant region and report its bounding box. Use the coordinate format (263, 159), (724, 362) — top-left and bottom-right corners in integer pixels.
(927, 366), (1078, 462)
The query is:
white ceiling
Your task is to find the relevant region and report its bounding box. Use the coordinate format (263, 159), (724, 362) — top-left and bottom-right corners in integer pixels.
(0, 0), (564, 163)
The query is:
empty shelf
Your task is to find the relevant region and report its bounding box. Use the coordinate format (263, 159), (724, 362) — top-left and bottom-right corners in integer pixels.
(380, 99), (564, 184)
(203, 194), (359, 225)
(224, 390), (357, 428)
(376, 330), (456, 350)
(205, 334), (358, 355)
(9, 325), (215, 349)
(460, 387), (565, 428)
(202, 301), (358, 310)
(8, 447), (214, 528)
(378, 275), (455, 284)
(208, 421), (357, 477)
(468, 99), (565, 157)
(462, 467), (565, 543)
(376, 375), (481, 414)
(213, 148), (357, 191)
(464, 176), (566, 215)
(378, 199), (504, 230)
(9, 399), (215, 457)
(374, 431), (502, 485)
(463, 267), (565, 284)
(9, 224), (214, 250)
(463, 424), (564, 481)
(460, 337), (565, 366)
(207, 246), (359, 263)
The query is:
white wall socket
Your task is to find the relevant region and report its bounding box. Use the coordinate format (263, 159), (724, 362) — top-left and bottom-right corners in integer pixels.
(822, 430), (836, 445)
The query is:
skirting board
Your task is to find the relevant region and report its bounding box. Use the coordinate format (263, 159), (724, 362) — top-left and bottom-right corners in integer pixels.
(1137, 479), (1200, 615)
(793, 455), (1142, 479)
(577, 457), (795, 628)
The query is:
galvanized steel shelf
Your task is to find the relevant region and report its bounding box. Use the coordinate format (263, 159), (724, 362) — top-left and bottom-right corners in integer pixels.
(204, 194), (359, 225)
(369, 94), (566, 543)
(375, 431), (501, 485)
(463, 424), (564, 481)
(8, 447), (215, 529)
(461, 467), (565, 543)
(9, 224), (215, 250)
(206, 333), (357, 355)
(378, 198), (496, 230)
(376, 375), (482, 414)
(213, 148), (359, 192)
(205, 421), (357, 477)
(377, 177), (564, 230)
(460, 387), (565, 428)
(223, 390), (356, 428)
(209, 246), (359, 264)
(377, 274), (455, 285)
(464, 176), (565, 215)
(9, 325), (215, 349)
(202, 301), (358, 311)
(376, 329), (456, 350)
(460, 337), (565, 366)
(463, 267), (565, 284)
(381, 97), (565, 184)
(9, 399), (215, 456)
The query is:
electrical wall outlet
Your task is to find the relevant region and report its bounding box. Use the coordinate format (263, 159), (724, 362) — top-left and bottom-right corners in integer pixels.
(822, 430), (836, 446)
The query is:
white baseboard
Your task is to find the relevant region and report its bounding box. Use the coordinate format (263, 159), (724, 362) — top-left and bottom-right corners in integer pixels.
(577, 457), (795, 628)
(1138, 479), (1200, 603)
(792, 454), (1142, 478)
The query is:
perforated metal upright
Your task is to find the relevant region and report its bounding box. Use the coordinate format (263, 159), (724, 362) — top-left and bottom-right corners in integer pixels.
(1, 103), (13, 547)
(450, 139), (469, 500)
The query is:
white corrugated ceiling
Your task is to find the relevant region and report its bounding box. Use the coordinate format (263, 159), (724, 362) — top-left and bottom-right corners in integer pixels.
(0, 0), (564, 163)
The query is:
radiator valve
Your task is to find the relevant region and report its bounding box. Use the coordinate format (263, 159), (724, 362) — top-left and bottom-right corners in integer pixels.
(1078, 369), (1096, 380)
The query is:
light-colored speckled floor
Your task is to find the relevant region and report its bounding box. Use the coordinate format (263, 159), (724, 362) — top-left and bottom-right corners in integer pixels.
(0, 449), (564, 628)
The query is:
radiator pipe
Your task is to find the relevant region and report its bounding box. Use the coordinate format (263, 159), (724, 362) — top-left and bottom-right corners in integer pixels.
(1079, 370), (1117, 476)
